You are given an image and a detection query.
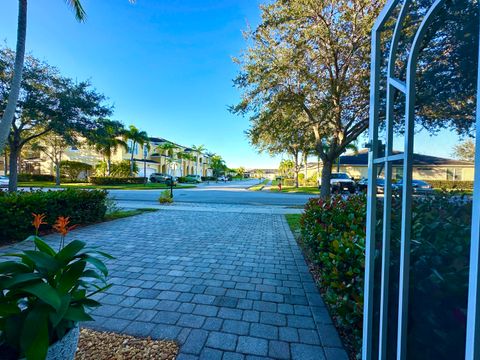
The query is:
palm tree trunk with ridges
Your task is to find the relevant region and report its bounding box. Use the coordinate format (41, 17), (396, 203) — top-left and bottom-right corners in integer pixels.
(0, 0), (27, 154)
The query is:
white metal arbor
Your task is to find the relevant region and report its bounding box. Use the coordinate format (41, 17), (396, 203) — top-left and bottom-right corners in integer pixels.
(363, 0), (480, 359)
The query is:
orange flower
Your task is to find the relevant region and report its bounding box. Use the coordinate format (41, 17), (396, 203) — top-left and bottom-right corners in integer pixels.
(32, 213), (47, 232)
(53, 216), (78, 236)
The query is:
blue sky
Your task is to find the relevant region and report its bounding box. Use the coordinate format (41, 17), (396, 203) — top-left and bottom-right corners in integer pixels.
(0, 0), (466, 169)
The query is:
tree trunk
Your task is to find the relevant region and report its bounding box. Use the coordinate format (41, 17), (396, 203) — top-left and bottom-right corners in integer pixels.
(107, 157), (111, 176)
(55, 161), (61, 186)
(303, 153), (308, 186)
(130, 150), (134, 177)
(4, 151), (8, 175)
(8, 147), (19, 192)
(294, 152), (299, 188)
(320, 159), (333, 199)
(0, 0), (28, 154)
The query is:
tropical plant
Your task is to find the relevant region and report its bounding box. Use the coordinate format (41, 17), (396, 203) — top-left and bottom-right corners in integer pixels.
(278, 159), (294, 179)
(191, 144), (206, 175)
(0, 214), (112, 360)
(89, 119), (127, 176)
(122, 125), (149, 177)
(209, 154), (227, 178)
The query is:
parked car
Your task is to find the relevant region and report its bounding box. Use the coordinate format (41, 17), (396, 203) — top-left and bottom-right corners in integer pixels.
(320, 172), (356, 193)
(149, 173), (177, 186)
(395, 179), (434, 194)
(357, 178), (399, 194)
(217, 175), (228, 182)
(185, 174), (202, 183)
(0, 176), (8, 188)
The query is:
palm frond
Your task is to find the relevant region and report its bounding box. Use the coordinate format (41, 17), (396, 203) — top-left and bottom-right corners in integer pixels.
(65, 0), (86, 22)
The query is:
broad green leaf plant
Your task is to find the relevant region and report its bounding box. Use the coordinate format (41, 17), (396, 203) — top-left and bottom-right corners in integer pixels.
(0, 214), (113, 360)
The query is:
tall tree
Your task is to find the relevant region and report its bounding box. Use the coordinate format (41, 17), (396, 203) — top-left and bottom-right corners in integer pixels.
(31, 133), (69, 186)
(88, 119), (127, 176)
(123, 125), (149, 177)
(0, 48), (111, 191)
(209, 154), (227, 178)
(191, 144), (206, 176)
(248, 106), (314, 188)
(452, 139), (475, 162)
(233, 0), (384, 198)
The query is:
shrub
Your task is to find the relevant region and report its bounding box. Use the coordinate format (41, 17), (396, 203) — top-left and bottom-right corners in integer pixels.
(201, 176), (216, 181)
(60, 160), (92, 180)
(177, 176), (188, 183)
(159, 190), (173, 204)
(0, 189), (108, 244)
(89, 176), (145, 185)
(17, 173), (55, 182)
(300, 193), (472, 357)
(427, 180), (473, 190)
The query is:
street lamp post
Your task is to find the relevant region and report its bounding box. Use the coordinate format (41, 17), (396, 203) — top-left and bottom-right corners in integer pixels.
(169, 161), (178, 198)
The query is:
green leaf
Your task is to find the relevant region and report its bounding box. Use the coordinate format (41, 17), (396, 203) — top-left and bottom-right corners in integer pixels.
(56, 240), (86, 263)
(0, 302), (21, 317)
(0, 273), (42, 289)
(21, 306), (49, 360)
(84, 256), (108, 277)
(0, 261), (31, 274)
(73, 298), (100, 308)
(23, 251), (60, 273)
(82, 269), (105, 281)
(34, 237), (56, 257)
(50, 294), (71, 327)
(21, 282), (61, 310)
(58, 261), (86, 294)
(63, 306), (94, 322)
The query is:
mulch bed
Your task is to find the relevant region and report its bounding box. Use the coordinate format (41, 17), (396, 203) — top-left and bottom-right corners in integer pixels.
(75, 329), (179, 360)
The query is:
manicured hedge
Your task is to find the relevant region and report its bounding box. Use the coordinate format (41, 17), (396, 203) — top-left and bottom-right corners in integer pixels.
(17, 173), (55, 182)
(201, 176), (216, 181)
(427, 180), (473, 190)
(89, 176), (145, 185)
(0, 189), (108, 244)
(300, 193), (471, 358)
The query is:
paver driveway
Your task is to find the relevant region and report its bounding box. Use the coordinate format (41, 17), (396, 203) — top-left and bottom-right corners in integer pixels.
(5, 208), (347, 360)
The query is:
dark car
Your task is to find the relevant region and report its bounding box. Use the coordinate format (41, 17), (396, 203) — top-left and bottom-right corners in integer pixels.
(356, 178), (395, 194)
(395, 179), (433, 194)
(149, 173), (177, 186)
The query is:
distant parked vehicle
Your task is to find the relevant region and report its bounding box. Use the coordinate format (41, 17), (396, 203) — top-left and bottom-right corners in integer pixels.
(0, 176), (8, 188)
(185, 175), (202, 183)
(149, 173), (177, 186)
(395, 179), (434, 194)
(217, 175), (228, 182)
(320, 172), (356, 194)
(356, 178), (398, 194)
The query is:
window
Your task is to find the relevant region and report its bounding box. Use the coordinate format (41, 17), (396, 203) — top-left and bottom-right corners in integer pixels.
(447, 168), (462, 181)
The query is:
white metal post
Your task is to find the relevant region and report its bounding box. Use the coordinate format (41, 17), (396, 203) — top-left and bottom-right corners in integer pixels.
(465, 3), (480, 357)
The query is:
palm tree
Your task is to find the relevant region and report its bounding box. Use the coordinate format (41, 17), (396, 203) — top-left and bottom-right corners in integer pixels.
(123, 125), (149, 177)
(191, 144), (206, 176)
(0, 0), (135, 154)
(178, 151), (196, 176)
(156, 141), (178, 174)
(88, 119), (127, 176)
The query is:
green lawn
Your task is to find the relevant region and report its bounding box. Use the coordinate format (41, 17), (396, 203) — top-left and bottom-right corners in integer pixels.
(248, 179), (269, 191)
(105, 208), (158, 221)
(17, 182), (196, 190)
(270, 185), (319, 194)
(285, 214), (302, 234)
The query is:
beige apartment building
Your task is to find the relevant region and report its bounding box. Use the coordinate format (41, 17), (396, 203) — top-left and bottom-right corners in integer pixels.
(0, 136), (212, 179)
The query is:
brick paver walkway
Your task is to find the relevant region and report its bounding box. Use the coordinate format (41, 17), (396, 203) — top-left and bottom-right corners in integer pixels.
(4, 209), (347, 360)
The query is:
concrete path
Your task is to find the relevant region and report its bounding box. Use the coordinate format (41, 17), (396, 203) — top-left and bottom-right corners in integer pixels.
(3, 208), (347, 359)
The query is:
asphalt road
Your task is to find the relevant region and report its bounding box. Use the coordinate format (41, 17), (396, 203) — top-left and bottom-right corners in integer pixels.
(109, 179), (315, 207)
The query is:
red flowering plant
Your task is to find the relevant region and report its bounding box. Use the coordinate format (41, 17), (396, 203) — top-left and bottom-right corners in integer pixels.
(0, 214), (113, 360)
